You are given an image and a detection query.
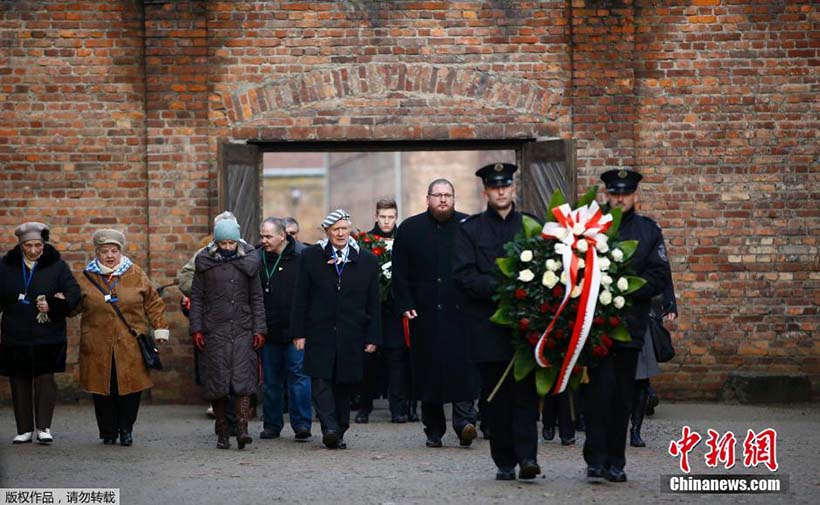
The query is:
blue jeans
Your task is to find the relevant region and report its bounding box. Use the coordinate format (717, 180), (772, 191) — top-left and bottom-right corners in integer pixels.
(261, 342), (312, 433)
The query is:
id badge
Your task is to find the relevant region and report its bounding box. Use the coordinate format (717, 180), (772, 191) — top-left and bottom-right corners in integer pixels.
(19, 293), (30, 304)
(104, 294), (118, 303)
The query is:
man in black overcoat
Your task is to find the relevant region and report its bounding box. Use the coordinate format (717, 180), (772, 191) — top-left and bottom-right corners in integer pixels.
(392, 178), (480, 448)
(452, 164), (541, 481)
(291, 209), (381, 449)
(582, 169), (673, 483)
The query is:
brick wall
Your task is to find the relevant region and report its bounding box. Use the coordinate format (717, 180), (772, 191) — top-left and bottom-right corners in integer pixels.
(0, 0), (816, 402)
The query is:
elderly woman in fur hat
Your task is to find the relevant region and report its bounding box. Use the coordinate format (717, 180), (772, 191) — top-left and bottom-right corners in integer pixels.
(73, 229), (169, 446)
(0, 222), (81, 444)
(189, 219), (266, 450)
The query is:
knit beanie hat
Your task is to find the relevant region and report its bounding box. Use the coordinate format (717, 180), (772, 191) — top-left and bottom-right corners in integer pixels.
(214, 219), (241, 242)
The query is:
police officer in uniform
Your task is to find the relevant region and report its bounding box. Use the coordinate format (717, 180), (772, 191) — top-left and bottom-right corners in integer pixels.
(583, 169), (674, 482)
(452, 163), (541, 481)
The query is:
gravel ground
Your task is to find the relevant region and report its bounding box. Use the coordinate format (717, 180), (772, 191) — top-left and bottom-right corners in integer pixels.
(0, 401), (817, 504)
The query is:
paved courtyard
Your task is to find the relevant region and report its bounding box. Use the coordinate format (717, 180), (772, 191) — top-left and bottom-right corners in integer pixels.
(0, 401), (817, 504)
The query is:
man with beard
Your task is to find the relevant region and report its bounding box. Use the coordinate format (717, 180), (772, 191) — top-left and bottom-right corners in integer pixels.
(356, 199), (413, 424)
(392, 179), (480, 448)
(583, 169), (673, 482)
(452, 163), (540, 481)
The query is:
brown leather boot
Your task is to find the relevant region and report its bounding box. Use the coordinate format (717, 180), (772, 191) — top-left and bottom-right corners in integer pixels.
(212, 398), (230, 449)
(236, 395), (253, 450)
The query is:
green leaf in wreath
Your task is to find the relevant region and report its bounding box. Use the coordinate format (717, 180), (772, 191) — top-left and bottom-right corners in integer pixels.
(535, 366), (558, 397)
(621, 275), (647, 295)
(496, 257), (516, 277)
(545, 189), (567, 222)
(615, 240), (639, 261)
(606, 207), (622, 239)
(489, 306), (514, 327)
(522, 215), (542, 239)
(611, 324), (632, 342)
(513, 345), (537, 381)
(576, 186), (599, 208)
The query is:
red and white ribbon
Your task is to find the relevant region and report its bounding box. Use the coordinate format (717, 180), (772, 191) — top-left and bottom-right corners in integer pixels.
(535, 201), (613, 394)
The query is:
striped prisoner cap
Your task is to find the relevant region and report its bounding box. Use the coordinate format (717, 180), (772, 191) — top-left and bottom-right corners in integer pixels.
(321, 209), (351, 229)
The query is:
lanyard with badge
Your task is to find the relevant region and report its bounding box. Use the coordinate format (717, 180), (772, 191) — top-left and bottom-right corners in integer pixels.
(334, 248), (347, 292)
(99, 273), (120, 303)
(18, 256), (37, 305)
(261, 252), (283, 294)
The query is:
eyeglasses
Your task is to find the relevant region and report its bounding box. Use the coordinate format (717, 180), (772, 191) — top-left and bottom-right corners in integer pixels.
(428, 193), (454, 200)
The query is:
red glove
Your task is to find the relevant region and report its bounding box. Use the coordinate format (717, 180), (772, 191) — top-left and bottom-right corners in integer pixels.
(253, 333), (265, 350)
(192, 331), (205, 351)
(180, 296), (191, 311)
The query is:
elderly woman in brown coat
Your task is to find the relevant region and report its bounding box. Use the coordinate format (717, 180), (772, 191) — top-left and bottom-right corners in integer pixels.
(74, 229), (169, 446)
(190, 219), (266, 450)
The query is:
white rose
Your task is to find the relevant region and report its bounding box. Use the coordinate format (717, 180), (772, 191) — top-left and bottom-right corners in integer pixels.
(542, 270), (559, 288)
(546, 259), (562, 271)
(385, 240), (394, 251)
(611, 249), (624, 262)
(382, 261), (392, 271)
(613, 296), (625, 309)
(555, 243), (568, 255)
(577, 258), (585, 269)
(596, 241), (609, 254)
(576, 240), (589, 253)
(616, 277), (629, 292)
(519, 250), (533, 263)
(570, 285), (583, 298)
(572, 223), (585, 236)
(599, 290), (612, 306)
(383, 270), (392, 280)
(601, 275), (613, 287)
(599, 257), (611, 271)
(517, 269), (535, 283)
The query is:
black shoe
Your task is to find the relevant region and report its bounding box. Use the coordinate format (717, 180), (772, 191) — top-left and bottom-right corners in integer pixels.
(294, 428), (312, 440)
(542, 426), (555, 441)
(560, 436), (576, 446)
(338, 439), (347, 450)
(355, 411), (370, 424)
(587, 465), (607, 482)
(425, 436), (442, 448)
(459, 423), (477, 447)
(646, 393), (659, 417)
(102, 437), (117, 445)
(322, 430), (339, 449)
(518, 460), (541, 480)
(496, 468), (516, 481)
(391, 415), (408, 424)
(119, 431), (133, 447)
(630, 427), (646, 448)
(606, 467), (627, 483)
(260, 428), (280, 439)
(407, 411), (420, 423)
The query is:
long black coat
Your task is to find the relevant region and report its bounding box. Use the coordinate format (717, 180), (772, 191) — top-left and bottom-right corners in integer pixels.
(0, 244), (81, 376)
(392, 210), (480, 403)
(452, 206), (525, 364)
(367, 224), (404, 350)
(290, 242), (381, 383)
(189, 242), (267, 399)
(258, 235), (302, 345)
(611, 208), (673, 350)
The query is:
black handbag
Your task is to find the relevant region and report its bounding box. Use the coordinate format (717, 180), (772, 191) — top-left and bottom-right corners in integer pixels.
(650, 314), (675, 363)
(83, 271), (163, 370)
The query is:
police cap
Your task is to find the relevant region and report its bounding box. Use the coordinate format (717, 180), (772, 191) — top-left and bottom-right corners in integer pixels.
(601, 169), (642, 194)
(475, 163), (517, 188)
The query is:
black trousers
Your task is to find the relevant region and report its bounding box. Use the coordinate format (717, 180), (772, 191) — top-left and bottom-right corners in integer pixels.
(582, 348), (639, 470)
(478, 362), (539, 469)
(312, 377), (354, 437)
(10, 374), (57, 434)
(91, 357), (142, 439)
(542, 390), (574, 440)
(359, 348), (410, 415)
(421, 400), (476, 439)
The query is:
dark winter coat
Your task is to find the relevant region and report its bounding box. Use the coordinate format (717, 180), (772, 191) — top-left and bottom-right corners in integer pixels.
(258, 235), (302, 345)
(609, 208), (673, 351)
(290, 242), (381, 383)
(452, 205), (526, 364)
(189, 242), (266, 400)
(392, 210), (480, 403)
(367, 224), (403, 350)
(0, 244), (81, 377)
